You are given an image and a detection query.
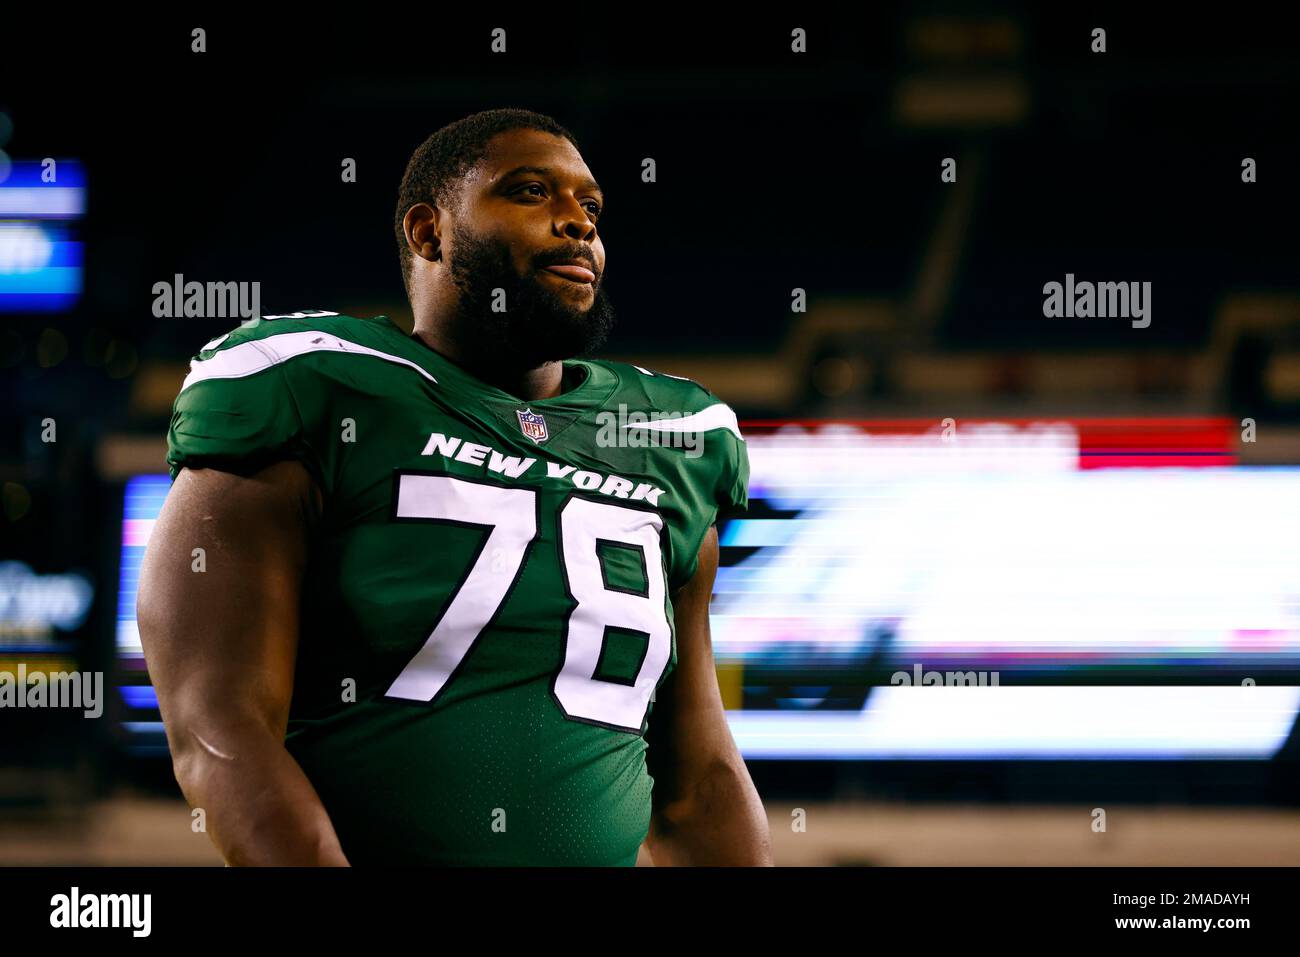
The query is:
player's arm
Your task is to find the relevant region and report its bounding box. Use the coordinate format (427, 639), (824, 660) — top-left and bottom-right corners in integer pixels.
(136, 459), (349, 866)
(643, 524), (773, 865)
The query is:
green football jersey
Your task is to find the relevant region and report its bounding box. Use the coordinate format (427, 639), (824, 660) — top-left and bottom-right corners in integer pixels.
(164, 311), (749, 866)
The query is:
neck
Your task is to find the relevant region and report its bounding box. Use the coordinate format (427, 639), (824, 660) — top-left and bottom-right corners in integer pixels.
(411, 325), (570, 401)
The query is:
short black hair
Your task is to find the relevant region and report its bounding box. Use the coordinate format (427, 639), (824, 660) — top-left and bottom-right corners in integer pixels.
(394, 108), (580, 300)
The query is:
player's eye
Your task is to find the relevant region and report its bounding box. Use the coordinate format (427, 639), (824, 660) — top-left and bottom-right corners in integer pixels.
(513, 184), (600, 220)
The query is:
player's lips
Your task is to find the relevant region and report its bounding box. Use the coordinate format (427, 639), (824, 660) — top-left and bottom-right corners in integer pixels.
(541, 263), (596, 284)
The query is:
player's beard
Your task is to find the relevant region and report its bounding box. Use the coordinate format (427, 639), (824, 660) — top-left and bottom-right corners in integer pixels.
(445, 224), (616, 371)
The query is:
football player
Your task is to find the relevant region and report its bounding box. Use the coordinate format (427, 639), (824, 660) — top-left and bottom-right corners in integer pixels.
(138, 108), (772, 865)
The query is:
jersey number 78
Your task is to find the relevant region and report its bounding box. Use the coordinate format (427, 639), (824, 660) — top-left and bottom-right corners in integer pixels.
(383, 471), (673, 733)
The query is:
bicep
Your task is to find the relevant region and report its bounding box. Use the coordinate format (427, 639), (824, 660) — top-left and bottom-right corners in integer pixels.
(646, 525), (739, 806)
(137, 459), (318, 740)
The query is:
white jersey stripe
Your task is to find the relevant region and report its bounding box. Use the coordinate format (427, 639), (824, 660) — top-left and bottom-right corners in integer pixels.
(619, 403), (743, 440)
(180, 329), (437, 393)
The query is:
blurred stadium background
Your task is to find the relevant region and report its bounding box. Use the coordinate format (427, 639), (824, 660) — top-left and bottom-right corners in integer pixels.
(2, 11), (1299, 864)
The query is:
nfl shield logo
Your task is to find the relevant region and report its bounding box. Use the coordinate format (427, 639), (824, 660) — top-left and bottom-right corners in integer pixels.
(516, 408), (549, 443)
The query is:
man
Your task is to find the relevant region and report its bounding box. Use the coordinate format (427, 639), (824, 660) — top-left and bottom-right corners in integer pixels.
(138, 108), (772, 866)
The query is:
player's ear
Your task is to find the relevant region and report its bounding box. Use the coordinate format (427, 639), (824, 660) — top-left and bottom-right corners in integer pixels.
(403, 202), (443, 264)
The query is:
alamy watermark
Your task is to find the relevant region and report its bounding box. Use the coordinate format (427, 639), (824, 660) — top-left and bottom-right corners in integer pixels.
(151, 273), (261, 323)
(0, 663), (103, 717)
(1043, 273), (1150, 328)
(595, 404), (703, 458)
(50, 887), (151, 937)
(890, 663), (1000, 686)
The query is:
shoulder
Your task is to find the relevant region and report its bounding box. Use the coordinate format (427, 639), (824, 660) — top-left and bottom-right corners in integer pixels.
(587, 358), (744, 442)
(167, 311), (410, 487)
(189, 310), (406, 359)
(179, 311), (421, 394)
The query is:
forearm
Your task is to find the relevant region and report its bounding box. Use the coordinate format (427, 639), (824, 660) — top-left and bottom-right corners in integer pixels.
(647, 758), (773, 866)
(172, 719), (349, 866)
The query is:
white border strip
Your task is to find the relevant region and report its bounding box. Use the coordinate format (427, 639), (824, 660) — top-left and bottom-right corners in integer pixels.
(726, 687), (1300, 758)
